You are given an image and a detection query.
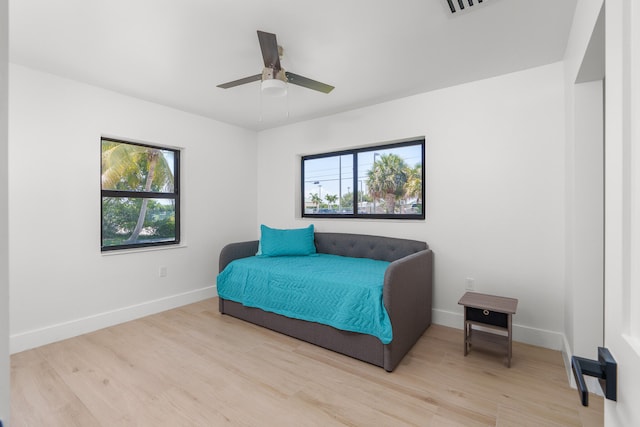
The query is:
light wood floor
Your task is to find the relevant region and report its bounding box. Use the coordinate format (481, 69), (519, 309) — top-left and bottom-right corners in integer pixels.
(11, 298), (603, 426)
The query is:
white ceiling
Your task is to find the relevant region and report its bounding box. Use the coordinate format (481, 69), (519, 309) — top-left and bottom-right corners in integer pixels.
(9, 0), (577, 131)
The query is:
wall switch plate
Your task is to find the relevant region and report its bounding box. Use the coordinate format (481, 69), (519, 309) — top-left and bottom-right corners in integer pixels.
(159, 266), (167, 277)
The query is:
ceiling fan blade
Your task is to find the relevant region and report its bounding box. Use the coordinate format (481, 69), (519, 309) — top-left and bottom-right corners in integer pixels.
(257, 30), (281, 71)
(217, 74), (262, 89)
(285, 72), (334, 94)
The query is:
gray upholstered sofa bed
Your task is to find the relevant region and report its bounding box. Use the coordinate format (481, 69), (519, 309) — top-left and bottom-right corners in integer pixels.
(218, 232), (433, 372)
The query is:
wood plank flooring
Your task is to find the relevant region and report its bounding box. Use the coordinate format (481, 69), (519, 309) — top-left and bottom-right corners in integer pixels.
(11, 298), (603, 426)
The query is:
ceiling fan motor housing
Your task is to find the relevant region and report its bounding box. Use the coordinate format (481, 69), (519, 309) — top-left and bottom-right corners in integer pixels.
(262, 67), (287, 82)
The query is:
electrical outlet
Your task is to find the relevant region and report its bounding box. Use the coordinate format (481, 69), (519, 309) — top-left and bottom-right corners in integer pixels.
(159, 266), (167, 277)
(465, 277), (475, 291)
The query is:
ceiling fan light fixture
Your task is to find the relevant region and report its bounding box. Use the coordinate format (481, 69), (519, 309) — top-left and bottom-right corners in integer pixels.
(261, 79), (287, 97)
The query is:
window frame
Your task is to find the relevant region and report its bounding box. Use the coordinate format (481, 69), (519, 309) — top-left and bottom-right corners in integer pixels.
(301, 138), (425, 220)
(101, 137), (181, 252)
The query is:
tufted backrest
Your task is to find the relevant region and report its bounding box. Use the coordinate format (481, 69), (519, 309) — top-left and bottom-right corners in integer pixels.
(314, 232), (428, 262)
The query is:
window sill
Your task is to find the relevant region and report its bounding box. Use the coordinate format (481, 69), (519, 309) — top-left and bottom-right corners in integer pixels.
(101, 243), (188, 256)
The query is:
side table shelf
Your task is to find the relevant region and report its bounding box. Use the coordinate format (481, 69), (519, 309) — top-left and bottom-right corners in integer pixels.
(458, 292), (518, 367)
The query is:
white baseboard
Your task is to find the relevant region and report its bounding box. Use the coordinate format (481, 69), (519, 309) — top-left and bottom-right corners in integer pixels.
(432, 308), (565, 351)
(562, 334), (574, 386)
(10, 285), (218, 354)
(11, 294), (582, 391)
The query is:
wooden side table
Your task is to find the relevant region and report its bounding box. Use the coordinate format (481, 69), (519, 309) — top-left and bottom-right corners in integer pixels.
(458, 292), (518, 367)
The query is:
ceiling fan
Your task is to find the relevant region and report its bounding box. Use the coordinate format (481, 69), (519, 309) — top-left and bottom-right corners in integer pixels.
(217, 30), (334, 96)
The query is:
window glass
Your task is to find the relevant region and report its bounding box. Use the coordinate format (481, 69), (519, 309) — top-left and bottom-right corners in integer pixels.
(303, 155), (353, 215)
(101, 198), (177, 249)
(101, 138), (180, 251)
(302, 139), (424, 219)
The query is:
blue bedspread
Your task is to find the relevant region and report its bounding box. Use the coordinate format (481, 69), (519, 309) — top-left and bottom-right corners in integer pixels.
(216, 254), (392, 344)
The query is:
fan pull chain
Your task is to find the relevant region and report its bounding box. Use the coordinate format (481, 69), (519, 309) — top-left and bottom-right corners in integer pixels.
(286, 86), (290, 119)
(259, 86), (263, 122)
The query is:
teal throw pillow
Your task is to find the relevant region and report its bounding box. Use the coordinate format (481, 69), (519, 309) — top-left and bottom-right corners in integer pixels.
(259, 224), (316, 257)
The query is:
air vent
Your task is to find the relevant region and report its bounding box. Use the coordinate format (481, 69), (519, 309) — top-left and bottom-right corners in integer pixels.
(446, 0), (483, 13)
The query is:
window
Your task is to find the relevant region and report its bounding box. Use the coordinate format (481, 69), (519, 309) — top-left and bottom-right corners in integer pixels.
(302, 138), (425, 219)
(101, 138), (180, 251)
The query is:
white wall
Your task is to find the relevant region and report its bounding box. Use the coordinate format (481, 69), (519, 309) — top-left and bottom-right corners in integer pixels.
(9, 64), (257, 352)
(0, 0), (9, 423)
(257, 63), (567, 349)
(571, 80), (604, 360)
(562, 0), (605, 374)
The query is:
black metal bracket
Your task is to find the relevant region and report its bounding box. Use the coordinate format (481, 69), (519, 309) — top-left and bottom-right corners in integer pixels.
(571, 347), (617, 406)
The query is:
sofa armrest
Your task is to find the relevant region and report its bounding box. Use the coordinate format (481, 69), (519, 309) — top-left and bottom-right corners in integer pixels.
(219, 240), (259, 273)
(382, 248), (433, 371)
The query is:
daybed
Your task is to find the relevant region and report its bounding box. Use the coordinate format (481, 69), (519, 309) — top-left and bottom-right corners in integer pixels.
(218, 232), (433, 372)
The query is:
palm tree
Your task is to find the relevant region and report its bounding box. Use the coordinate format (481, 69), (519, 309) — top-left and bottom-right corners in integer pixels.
(366, 153), (408, 214)
(309, 193), (323, 211)
(102, 141), (174, 243)
(405, 164), (422, 206)
(325, 194), (338, 210)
